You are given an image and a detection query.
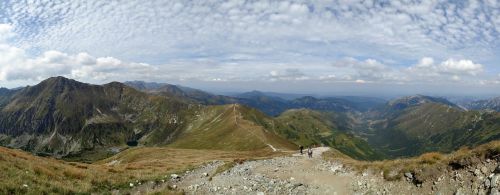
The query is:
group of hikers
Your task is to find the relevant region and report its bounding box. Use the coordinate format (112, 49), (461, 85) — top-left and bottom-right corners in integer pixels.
(299, 145), (313, 158)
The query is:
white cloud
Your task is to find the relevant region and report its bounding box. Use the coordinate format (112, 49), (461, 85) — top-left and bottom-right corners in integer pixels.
(0, 23), (493, 88)
(439, 59), (483, 76)
(330, 57), (404, 82)
(0, 0), (498, 65)
(0, 24), (155, 83)
(0, 23), (14, 42)
(407, 57), (483, 81)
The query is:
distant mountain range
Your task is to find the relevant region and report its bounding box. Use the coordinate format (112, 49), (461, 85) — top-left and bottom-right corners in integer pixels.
(124, 81), (386, 116)
(464, 97), (500, 112)
(1, 77), (499, 161)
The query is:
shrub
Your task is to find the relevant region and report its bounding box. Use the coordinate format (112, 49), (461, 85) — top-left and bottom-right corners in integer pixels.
(418, 152), (444, 164)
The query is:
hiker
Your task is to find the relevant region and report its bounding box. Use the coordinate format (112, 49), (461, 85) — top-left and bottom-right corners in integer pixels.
(300, 145), (304, 155)
(307, 146), (313, 158)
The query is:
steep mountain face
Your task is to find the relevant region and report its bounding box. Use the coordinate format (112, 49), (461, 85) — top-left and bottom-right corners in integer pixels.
(466, 97), (500, 112)
(0, 77), (195, 157)
(0, 87), (17, 108)
(364, 95), (500, 157)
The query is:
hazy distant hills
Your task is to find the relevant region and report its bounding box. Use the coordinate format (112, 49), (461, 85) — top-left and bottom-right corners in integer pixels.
(1, 77), (499, 161)
(465, 97), (500, 112)
(125, 81), (385, 116)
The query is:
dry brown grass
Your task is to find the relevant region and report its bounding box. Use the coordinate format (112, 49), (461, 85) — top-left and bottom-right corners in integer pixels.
(0, 146), (288, 194)
(323, 141), (500, 182)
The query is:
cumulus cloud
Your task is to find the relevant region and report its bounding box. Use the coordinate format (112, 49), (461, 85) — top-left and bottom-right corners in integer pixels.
(0, 24), (154, 83)
(330, 58), (405, 82)
(407, 57), (484, 81)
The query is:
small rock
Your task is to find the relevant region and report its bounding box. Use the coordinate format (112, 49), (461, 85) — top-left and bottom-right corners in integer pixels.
(22, 184), (28, 188)
(473, 169), (481, 176)
(492, 175), (500, 188)
(481, 166), (489, 175)
(487, 159), (492, 163)
(202, 172), (209, 177)
(492, 188), (500, 195)
(495, 166), (500, 174)
(484, 179), (491, 189)
(170, 174), (181, 181)
(404, 172), (413, 178)
(129, 183), (134, 187)
(454, 188), (464, 195)
(256, 192), (265, 195)
(171, 185), (177, 189)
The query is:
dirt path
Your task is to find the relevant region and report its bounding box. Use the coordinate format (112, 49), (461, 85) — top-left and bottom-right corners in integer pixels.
(259, 147), (352, 195)
(171, 147), (356, 194)
(119, 147), (499, 194)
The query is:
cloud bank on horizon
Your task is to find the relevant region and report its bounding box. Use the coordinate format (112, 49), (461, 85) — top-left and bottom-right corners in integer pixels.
(0, 0), (499, 94)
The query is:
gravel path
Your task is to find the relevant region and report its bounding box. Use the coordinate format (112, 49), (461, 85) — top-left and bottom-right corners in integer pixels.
(122, 147), (500, 195)
(173, 147), (361, 194)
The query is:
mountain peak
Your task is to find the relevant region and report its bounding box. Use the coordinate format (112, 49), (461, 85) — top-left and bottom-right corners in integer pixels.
(39, 76), (86, 87)
(388, 95), (457, 110)
(238, 90), (266, 98)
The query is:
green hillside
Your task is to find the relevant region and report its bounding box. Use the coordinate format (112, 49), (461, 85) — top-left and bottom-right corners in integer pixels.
(367, 99), (500, 157)
(272, 109), (384, 160)
(169, 104), (296, 151)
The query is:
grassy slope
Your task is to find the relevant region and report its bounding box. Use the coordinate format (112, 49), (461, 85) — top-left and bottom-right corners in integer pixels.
(271, 109), (384, 160)
(169, 104), (297, 151)
(0, 146), (285, 194)
(324, 141), (500, 182)
(370, 102), (500, 157)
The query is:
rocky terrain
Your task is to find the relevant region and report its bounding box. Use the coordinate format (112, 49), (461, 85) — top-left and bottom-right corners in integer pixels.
(117, 147), (500, 195)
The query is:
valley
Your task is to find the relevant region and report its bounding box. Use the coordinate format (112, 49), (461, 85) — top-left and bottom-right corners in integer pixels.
(1, 77), (500, 194)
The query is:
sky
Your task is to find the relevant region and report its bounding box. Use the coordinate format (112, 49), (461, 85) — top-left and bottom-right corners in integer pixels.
(0, 0), (500, 96)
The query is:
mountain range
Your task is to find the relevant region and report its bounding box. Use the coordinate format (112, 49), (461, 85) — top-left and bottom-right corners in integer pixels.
(124, 81), (385, 116)
(1, 77), (500, 161)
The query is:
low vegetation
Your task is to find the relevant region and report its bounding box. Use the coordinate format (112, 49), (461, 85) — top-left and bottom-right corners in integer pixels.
(323, 141), (500, 182)
(0, 146), (286, 194)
